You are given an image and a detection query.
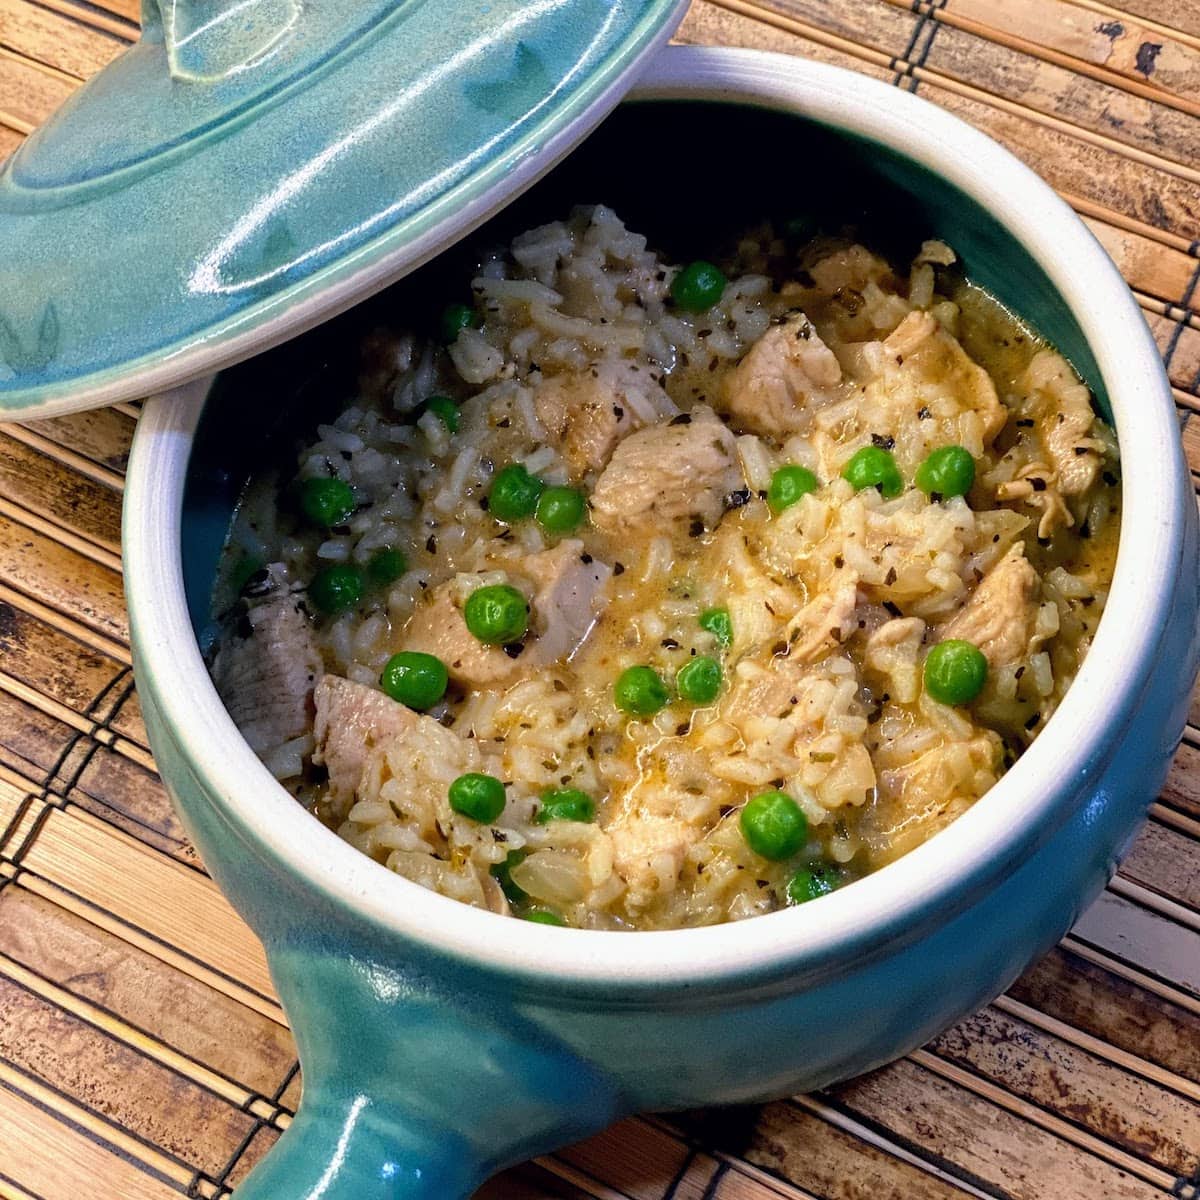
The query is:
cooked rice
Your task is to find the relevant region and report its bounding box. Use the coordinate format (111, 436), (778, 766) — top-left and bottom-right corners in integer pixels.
(211, 207), (1120, 930)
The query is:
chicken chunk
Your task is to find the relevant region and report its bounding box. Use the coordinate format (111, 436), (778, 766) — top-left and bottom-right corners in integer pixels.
(864, 617), (927, 704)
(1022, 349), (1107, 496)
(860, 314), (1006, 459)
(608, 814), (696, 911)
(720, 312), (842, 437)
(589, 405), (743, 536)
(401, 549), (611, 689)
(518, 539), (611, 664)
(865, 721), (1002, 864)
(312, 675), (417, 804)
(211, 572), (322, 761)
(399, 582), (525, 690)
(938, 546), (1041, 670)
(780, 580), (860, 664)
(722, 653), (816, 723)
(533, 360), (673, 476)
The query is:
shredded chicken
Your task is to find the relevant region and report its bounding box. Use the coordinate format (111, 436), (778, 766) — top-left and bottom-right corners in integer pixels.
(864, 617), (927, 704)
(781, 580), (860, 664)
(938, 546), (1041, 671)
(1024, 349), (1107, 496)
(863, 314), (1006, 454)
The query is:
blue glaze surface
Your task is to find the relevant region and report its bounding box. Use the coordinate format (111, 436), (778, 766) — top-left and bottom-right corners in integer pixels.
(0, 0), (686, 414)
(125, 72), (1200, 1200)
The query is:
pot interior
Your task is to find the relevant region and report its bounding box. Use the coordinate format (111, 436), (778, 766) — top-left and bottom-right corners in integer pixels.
(182, 98), (1103, 649)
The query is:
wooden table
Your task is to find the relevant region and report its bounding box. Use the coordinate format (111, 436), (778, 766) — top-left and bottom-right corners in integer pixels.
(1, 2), (1198, 1197)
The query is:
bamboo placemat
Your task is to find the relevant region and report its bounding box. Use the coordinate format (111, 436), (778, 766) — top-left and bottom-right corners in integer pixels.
(0, 2), (1198, 1197)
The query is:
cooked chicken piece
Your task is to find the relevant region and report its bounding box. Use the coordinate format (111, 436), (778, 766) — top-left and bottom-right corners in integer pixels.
(883, 310), (937, 358)
(781, 580), (860, 664)
(864, 617), (927, 704)
(533, 360), (672, 476)
(859, 316), (1006, 458)
(938, 546), (1041, 670)
(995, 462), (1074, 539)
(867, 724), (1002, 864)
(313, 675), (417, 803)
(1022, 349), (1107, 496)
(399, 582), (525, 690)
(589, 405), (743, 535)
(706, 517), (805, 656)
(914, 240), (957, 267)
(806, 243), (894, 292)
(608, 814), (696, 911)
(720, 312), (842, 437)
(401, 549), (610, 688)
(518, 539), (611, 664)
(723, 653), (815, 723)
(211, 571), (322, 761)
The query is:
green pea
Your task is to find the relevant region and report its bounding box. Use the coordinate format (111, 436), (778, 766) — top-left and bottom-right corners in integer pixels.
(537, 788), (596, 824)
(440, 303), (481, 343)
(676, 656), (722, 705)
(524, 909), (566, 926)
(299, 477), (355, 527)
(671, 260), (727, 312)
(366, 547), (407, 587)
(699, 607), (733, 648)
(379, 651), (448, 710)
(924, 639), (988, 706)
(767, 465), (819, 514)
(740, 791), (808, 861)
(535, 486), (586, 533)
(489, 464), (545, 523)
(491, 849), (529, 902)
(916, 445), (975, 499)
(308, 564), (364, 615)
(841, 445), (904, 499)
(463, 584), (529, 645)
(614, 665), (670, 717)
(786, 863), (841, 905)
(423, 395), (459, 433)
(448, 772), (506, 823)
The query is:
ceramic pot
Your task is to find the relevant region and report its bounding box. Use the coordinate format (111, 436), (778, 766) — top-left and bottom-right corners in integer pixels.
(122, 47), (1200, 1200)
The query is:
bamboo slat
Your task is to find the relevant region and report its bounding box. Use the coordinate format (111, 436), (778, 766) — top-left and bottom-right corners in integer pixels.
(2, 0), (1199, 1197)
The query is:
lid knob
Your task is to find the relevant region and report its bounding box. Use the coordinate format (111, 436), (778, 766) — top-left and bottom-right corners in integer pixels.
(144, 0), (303, 84)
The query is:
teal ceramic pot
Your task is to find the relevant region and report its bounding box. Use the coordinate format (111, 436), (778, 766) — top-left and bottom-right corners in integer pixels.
(123, 49), (1200, 1200)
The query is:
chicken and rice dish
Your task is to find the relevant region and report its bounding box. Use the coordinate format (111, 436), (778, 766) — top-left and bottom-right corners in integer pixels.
(210, 207), (1121, 930)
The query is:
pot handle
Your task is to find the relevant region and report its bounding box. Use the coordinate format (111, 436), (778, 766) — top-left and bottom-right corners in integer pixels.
(233, 1090), (478, 1199)
(233, 942), (622, 1199)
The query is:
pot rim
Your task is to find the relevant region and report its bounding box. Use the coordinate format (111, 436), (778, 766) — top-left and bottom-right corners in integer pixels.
(125, 45), (1184, 991)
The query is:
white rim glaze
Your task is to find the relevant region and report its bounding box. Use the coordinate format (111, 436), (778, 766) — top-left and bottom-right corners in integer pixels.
(125, 47), (1183, 991)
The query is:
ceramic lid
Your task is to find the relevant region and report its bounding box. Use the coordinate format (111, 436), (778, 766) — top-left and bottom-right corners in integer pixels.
(0, 0), (688, 418)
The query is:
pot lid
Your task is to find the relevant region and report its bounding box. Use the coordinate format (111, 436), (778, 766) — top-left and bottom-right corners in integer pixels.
(0, 0), (688, 419)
